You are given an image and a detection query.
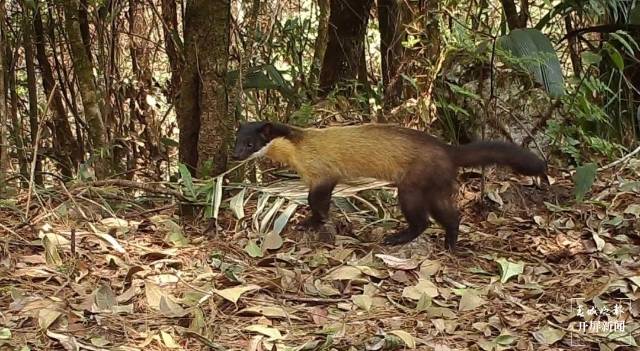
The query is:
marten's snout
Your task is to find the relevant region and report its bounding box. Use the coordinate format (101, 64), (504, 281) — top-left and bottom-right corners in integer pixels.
(231, 143), (244, 161)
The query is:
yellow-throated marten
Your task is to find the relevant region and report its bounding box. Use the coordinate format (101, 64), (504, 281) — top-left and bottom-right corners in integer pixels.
(232, 122), (546, 250)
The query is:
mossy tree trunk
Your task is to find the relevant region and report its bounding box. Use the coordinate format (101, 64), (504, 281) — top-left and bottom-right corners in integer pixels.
(63, 0), (109, 178)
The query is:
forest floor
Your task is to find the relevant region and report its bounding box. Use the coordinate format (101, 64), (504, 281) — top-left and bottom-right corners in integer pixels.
(1, 161), (640, 351)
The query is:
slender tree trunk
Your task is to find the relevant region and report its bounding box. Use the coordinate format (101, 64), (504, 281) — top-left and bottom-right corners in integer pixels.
(63, 0), (109, 178)
(0, 0), (8, 193)
(318, 0), (373, 96)
(23, 5), (43, 185)
(500, 0), (527, 29)
(129, 0), (161, 169)
(8, 49), (29, 186)
(176, 2), (202, 174)
(79, 0), (93, 65)
(378, 0), (405, 110)
(565, 16), (582, 77)
(186, 0), (232, 177)
(34, 1), (81, 178)
(309, 0), (329, 93)
(160, 0), (183, 102)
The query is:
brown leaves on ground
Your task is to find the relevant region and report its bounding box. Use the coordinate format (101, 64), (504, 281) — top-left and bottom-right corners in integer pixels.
(1, 163), (640, 350)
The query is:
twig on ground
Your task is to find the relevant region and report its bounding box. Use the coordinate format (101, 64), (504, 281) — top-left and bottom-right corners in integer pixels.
(598, 144), (640, 171)
(73, 179), (186, 201)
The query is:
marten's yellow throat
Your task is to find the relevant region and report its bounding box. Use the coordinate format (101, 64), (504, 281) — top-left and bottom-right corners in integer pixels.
(232, 122), (546, 250)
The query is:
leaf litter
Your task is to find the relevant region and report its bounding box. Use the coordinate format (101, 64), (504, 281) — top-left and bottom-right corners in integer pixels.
(1, 164), (640, 350)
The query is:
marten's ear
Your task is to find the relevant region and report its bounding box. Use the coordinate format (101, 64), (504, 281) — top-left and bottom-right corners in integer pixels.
(259, 122), (273, 140)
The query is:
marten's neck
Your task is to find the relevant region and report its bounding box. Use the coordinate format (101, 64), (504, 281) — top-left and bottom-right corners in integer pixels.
(264, 137), (298, 166)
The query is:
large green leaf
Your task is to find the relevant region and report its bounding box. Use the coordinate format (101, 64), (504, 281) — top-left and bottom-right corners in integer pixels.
(498, 28), (566, 98)
(574, 163), (597, 203)
(226, 64), (295, 99)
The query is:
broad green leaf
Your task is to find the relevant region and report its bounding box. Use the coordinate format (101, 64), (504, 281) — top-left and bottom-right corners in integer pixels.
(495, 257), (524, 283)
(447, 82), (481, 100)
(604, 43), (625, 70)
(229, 188), (246, 219)
(581, 51), (602, 66)
(631, 5), (640, 24)
(178, 164), (195, 199)
(226, 64), (295, 100)
(574, 163), (597, 202)
(244, 240), (262, 258)
(498, 28), (565, 97)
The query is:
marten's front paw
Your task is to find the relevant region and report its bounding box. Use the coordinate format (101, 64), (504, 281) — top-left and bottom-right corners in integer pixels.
(383, 229), (420, 246)
(297, 216), (324, 231)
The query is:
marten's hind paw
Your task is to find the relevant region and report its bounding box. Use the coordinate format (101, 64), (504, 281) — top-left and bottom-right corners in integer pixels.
(383, 230), (420, 246)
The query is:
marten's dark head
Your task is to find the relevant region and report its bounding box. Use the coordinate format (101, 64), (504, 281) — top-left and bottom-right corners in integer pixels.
(232, 122), (293, 160)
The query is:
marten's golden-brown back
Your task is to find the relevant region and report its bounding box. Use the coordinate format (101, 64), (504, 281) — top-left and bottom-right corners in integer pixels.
(264, 124), (452, 186)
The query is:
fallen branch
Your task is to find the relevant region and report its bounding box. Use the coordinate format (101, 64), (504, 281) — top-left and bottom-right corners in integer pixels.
(598, 144), (640, 171)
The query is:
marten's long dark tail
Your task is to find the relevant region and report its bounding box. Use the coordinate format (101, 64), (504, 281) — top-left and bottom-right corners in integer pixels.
(448, 141), (547, 176)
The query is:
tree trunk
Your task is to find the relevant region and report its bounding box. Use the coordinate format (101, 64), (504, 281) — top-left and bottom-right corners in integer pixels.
(378, 0), (405, 110)
(564, 16), (582, 77)
(8, 46), (29, 186)
(500, 0), (527, 29)
(318, 0), (373, 96)
(0, 0), (7, 193)
(23, 4), (43, 186)
(309, 0), (329, 93)
(129, 0), (161, 172)
(34, 1), (81, 178)
(160, 0), (183, 102)
(176, 2), (202, 174)
(63, 0), (109, 178)
(186, 0), (232, 177)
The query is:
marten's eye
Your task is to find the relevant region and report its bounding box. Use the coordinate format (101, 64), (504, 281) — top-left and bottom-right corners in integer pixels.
(247, 143), (254, 148)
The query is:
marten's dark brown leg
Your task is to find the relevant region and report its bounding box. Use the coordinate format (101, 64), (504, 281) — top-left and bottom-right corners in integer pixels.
(430, 197), (460, 251)
(300, 180), (337, 229)
(383, 186), (429, 245)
